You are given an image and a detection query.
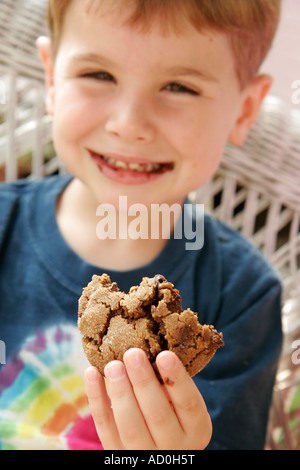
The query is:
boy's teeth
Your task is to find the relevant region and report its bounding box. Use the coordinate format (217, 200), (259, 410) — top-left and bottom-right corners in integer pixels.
(102, 156), (161, 172)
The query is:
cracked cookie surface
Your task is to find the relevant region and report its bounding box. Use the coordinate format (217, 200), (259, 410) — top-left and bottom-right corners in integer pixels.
(78, 273), (224, 378)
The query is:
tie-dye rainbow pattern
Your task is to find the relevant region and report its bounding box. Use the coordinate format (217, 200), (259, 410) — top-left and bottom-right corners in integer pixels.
(0, 325), (103, 450)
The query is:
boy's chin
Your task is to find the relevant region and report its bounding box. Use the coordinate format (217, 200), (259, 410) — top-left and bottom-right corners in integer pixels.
(70, 171), (186, 210)
(90, 188), (184, 211)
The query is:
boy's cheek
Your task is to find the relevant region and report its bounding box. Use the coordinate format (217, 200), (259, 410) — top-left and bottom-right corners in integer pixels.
(53, 95), (99, 142)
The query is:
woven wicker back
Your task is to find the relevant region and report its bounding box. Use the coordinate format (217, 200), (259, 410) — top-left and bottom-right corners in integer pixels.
(0, 0), (48, 80)
(0, 0), (56, 182)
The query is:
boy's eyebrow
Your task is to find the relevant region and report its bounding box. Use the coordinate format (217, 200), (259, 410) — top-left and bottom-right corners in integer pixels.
(165, 66), (219, 83)
(69, 53), (219, 83)
(68, 53), (115, 67)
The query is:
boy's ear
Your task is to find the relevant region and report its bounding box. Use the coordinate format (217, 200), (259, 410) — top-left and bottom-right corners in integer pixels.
(229, 74), (273, 146)
(36, 36), (55, 115)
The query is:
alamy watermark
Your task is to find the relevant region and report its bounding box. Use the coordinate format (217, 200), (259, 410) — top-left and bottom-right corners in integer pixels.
(292, 340), (300, 366)
(0, 340), (6, 365)
(291, 80), (300, 106)
(96, 197), (204, 251)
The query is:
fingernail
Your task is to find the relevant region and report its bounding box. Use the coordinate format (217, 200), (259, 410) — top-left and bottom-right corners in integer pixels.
(105, 361), (126, 382)
(157, 351), (177, 371)
(124, 348), (145, 370)
(85, 367), (99, 383)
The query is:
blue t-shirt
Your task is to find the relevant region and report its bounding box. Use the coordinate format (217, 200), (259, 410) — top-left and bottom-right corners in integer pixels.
(0, 175), (282, 450)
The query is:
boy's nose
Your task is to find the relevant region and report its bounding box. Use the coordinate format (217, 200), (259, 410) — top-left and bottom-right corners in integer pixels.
(104, 96), (155, 144)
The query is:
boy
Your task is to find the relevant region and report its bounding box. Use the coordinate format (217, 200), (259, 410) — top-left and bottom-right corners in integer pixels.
(0, 0), (282, 450)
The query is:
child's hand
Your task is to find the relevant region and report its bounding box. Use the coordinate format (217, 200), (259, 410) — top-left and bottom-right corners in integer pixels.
(84, 348), (212, 450)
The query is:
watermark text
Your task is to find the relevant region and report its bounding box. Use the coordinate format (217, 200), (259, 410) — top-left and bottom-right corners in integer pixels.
(292, 339), (300, 365)
(291, 80), (300, 105)
(0, 340), (6, 365)
(96, 197), (204, 251)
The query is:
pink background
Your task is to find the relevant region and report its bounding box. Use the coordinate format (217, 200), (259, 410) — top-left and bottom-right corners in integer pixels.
(261, 0), (300, 110)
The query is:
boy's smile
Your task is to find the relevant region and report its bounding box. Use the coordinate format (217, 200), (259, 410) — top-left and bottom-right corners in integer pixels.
(41, 0), (270, 210)
(88, 151), (174, 186)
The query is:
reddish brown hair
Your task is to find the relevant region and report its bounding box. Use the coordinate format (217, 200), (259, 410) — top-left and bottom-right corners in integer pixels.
(47, 0), (281, 88)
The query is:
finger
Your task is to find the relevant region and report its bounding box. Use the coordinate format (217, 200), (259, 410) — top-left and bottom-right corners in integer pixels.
(84, 366), (124, 450)
(104, 360), (156, 450)
(123, 348), (182, 449)
(156, 351), (212, 449)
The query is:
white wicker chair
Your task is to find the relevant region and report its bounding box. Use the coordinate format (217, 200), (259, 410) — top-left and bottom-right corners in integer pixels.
(0, 0), (56, 182)
(1, 0), (300, 451)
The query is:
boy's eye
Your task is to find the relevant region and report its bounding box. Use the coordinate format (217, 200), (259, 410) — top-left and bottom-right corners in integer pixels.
(164, 83), (199, 96)
(82, 71), (115, 82)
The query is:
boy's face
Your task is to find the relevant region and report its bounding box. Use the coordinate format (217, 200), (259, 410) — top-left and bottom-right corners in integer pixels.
(42, 0), (270, 208)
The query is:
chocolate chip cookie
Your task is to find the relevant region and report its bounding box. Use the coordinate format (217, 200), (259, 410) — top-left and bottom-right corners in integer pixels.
(78, 274), (224, 379)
